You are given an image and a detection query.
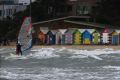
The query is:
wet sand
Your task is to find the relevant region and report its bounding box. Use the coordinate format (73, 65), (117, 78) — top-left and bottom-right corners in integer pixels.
(0, 43), (120, 50)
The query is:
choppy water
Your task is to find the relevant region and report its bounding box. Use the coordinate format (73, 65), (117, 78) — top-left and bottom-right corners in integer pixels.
(0, 47), (120, 80)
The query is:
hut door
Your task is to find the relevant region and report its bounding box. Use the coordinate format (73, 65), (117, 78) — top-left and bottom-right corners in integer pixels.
(112, 35), (119, 45)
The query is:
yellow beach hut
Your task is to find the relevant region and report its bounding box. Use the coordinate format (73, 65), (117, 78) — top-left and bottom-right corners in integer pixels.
(92, 30), (100, 44)
(73, 29), (82, 45)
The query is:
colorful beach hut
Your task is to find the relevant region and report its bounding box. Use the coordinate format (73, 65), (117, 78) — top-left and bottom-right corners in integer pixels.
(55, 30), (62, 45)
(92, 30), (100, 44)
(38, 27), (48, 44)
(82, 29), (93, 45)
(101, 27), (110, 44)
(46, 30), (55, 45)
(38, 31), (46, 44)
(73, 29), (82, 44)
(64, 28), (75, 44)
(59, 29), (67, 44)
(111, 30), (120, 45)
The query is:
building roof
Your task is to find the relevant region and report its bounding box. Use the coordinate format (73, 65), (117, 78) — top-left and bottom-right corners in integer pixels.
(33, 16), (91, 25)
(64, 20), (105, 28)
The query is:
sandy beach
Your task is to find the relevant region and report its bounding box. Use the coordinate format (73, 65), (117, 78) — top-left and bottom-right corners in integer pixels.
(0, 41), (120, 50)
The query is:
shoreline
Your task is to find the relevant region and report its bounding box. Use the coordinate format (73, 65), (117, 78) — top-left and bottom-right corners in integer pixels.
(0, 45), (120, 50)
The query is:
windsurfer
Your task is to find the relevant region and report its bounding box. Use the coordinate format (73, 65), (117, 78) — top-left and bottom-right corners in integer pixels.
(16, 42), (22, 56)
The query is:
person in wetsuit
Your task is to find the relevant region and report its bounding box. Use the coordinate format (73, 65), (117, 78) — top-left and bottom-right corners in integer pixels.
(16, 42), (22, 56)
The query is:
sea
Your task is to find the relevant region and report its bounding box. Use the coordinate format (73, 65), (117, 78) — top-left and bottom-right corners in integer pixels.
(0, 47), (120, 80)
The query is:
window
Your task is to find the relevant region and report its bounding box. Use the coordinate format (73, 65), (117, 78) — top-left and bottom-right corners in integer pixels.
(77, 6), (90, 15)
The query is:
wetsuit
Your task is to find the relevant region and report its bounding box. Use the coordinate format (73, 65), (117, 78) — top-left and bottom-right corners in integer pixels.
(16, 44), (22, 55)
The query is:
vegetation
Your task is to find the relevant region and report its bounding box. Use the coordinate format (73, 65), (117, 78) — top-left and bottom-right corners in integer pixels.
(0, 0), (120, 40)
(92, 0), (120, 26)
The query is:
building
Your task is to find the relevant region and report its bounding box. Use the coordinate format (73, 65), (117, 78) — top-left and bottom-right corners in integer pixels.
(32, 16), (108, 40)
(66, 0), (101, 16)
(0, 0), (27, 20)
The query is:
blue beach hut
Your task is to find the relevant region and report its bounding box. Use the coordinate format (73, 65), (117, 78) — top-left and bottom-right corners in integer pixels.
(46, 30), (55, 45)
(111, 30), (120, 45)
(82, 30), (93, 44)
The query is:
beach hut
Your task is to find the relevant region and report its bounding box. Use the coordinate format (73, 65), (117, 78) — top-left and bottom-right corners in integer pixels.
(46, 30), (55, 45)
(39, 27), (49, 44)
(111, 30), (120, 45)
(116, 30), (120, 45)
(64, 28), (75, 44)
(38, 31), (46, 44)
(82, 30), (93, 45)
(73, 29), (82, 44)
(101, 27), (110, 44)
(92, 30), (100, 44)
(59, 29), (67, 44)
(55, 30), (62, 45)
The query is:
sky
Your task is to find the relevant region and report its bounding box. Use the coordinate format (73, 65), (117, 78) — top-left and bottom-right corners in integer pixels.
(19, 0), (35, 4)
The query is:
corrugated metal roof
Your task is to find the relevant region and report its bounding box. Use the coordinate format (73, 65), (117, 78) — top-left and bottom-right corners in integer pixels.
(33, 16), (91, 25)
(64, 20), (105, 28)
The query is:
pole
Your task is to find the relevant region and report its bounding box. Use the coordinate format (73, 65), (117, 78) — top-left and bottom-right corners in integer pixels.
(2, 0), (5, 20)
(30, 0), (32, 18)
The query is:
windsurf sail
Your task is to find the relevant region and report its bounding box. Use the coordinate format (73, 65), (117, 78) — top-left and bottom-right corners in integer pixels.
(17, 17), (32, 52)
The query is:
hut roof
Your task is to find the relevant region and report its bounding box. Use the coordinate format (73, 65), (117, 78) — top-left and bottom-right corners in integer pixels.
(79, 29), (85, 33)
(86, 29), (95, 33)
(59, 29), (67, 34)
(116, 30), (120, 33)
(51, 30), (58, 35)
(65, 28), (76, 34)
(40, 27), (49, 34)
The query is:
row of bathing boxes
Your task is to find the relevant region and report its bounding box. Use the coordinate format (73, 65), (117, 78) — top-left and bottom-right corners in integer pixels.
(37, 28), (120, 45)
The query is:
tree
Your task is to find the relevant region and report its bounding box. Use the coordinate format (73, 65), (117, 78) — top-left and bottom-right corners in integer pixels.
(92, 0), (120, 26)
(24, 0), (68, 22)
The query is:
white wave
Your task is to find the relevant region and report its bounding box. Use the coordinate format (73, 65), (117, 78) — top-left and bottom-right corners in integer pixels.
(67, 48), (120, 60)
(4, 48), (60, 60)
(103, 66), (120, 70)
(2, 47), (120, 61)
(0, 48), (5, 51)
(27, 48), (60, 59)
(1, 67), (119, 80)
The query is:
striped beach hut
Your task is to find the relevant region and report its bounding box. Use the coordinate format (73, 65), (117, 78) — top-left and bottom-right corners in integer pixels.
(73, 29), (82, 44)
(101, 27), (110, 44)
(82, 29), (93, 45)
(46, 30), (55, 45)
(64, 28), (75, 44)
(92, 30), (100, 44)
(55, 30), (62, 45)
(59, 29), (67, 44)
(111, 30), (120, 45)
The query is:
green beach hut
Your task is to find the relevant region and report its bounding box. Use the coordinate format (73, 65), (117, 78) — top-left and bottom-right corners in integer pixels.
(92, 30), (100, 44)
(73, 29), (82, 45)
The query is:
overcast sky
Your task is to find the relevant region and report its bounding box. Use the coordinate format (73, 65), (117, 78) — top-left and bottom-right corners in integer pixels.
(19, 0), (35, 4)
